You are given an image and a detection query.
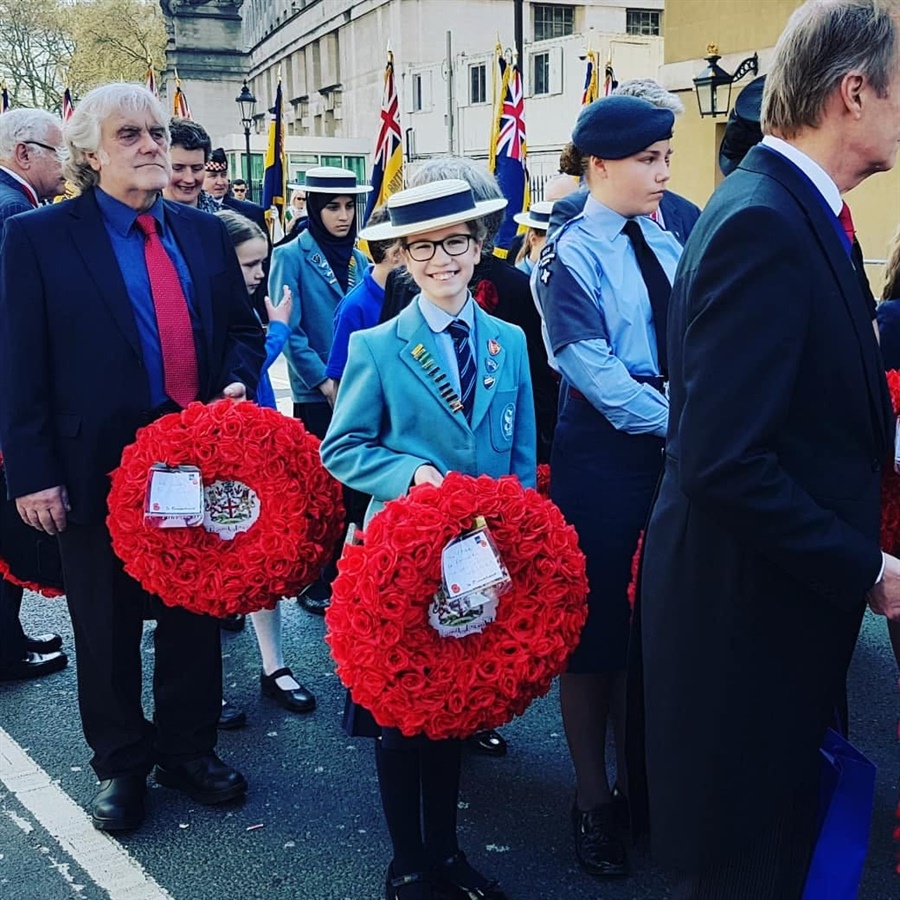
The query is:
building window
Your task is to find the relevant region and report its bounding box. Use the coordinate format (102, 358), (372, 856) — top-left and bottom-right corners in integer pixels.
(532, 52), (550, 95)
(412, 73), (423, 112)
(343, 156), (366, 182)
(469, 63), (487, 105)
(626, 8), (662, 36)
(534, 3), (574, 41)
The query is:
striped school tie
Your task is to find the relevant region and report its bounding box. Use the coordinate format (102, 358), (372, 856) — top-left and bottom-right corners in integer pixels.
(448, 319), (475, 423)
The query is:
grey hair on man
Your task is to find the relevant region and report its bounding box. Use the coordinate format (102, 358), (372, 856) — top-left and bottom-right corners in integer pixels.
(763, 0), (899, 138)
(613, 78), (686, 116)
(65, 83), (168, 191)
(0, 108), (63, 161)
(409, 156), (501, 253)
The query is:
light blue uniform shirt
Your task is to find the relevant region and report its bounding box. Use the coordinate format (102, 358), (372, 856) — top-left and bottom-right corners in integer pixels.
(534, 195), (682, 436)
(416, 294), (476, 395)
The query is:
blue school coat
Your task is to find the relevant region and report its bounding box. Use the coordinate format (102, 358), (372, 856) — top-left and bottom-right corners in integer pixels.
(320, 297), (537, 523)
(268, 228), (368, 404)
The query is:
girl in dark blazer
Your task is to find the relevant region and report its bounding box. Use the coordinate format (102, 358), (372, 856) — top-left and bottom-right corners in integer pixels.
(321, 180), (536, 900)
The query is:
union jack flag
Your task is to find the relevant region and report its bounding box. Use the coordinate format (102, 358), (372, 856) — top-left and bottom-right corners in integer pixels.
(62, 87), (75, 121)
(489, 46), (529, 255)
(364, 49), (402, 224)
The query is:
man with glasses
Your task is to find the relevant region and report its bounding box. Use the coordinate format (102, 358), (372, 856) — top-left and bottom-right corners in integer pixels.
(0, 108), (68, 682)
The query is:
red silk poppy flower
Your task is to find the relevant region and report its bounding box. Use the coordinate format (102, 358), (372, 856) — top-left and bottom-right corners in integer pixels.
(536, 463), (551, 498)
(0, 453), (64, 597)
(107, 401), (344, 617)
(881, 370), (900, 554)
(326, 472), (588, 740)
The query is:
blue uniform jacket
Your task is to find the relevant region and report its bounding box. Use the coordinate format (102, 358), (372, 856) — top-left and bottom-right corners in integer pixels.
(320, 298), (537, 524)
(268, 228), (368, 404)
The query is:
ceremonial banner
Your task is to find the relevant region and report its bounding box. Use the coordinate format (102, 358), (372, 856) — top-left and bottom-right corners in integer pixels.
(1, 83), (9, 114)
(62, 87), (75, 121)
(146, 63), (158, 99)
(581, 50), (599, 106)
(488, 45), (528, 256)
(603, 57), (618, 97)
(364, 49), (403, 225)
(172, 71), (191, 119)
(262, 77), (286, 232)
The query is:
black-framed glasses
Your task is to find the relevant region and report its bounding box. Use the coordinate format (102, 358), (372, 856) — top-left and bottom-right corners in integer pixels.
(23, 140), (61, 154)
(404, 234), (474, 262)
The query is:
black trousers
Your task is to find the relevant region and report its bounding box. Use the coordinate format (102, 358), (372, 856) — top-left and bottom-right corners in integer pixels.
(672, 782), (819, 900)
(0, 579), (26, 666)
(57, 522), (222, 780)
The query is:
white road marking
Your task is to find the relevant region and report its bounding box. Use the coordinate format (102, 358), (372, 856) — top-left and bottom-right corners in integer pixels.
(0, 726), (174, 900)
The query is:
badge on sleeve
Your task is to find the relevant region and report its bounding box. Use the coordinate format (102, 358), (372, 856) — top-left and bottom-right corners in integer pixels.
(501, 403), (515, 439)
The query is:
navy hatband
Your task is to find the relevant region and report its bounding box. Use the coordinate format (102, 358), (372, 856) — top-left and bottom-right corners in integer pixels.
(531, 209), (551, 226)
(390, 188), (476, 227)
(305, 173), (359, 190)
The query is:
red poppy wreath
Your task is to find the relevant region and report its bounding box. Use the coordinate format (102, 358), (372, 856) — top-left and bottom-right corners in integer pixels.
(107, 400), (344, 616)
(0, 452), (64, 597)
(326, 472), (589, 740)
(881, 370), (900, 554)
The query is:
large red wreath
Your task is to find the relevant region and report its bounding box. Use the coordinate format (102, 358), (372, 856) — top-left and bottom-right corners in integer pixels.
(326, 472), (588, 740)
(882, 371), (900, 554)
(0, 452), (64, 597)
(108, 400), (344, 617)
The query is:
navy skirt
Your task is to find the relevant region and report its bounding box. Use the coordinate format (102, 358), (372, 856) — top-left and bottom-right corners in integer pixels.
(551, 391), (664, 673)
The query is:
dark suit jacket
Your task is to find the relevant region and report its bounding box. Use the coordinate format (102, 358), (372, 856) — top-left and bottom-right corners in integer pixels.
(0, 188), (265, 524)
(0, 169), (36, 228)
(549, 187), (701, 245)
(630, 145), (893, 871)
(877, 298), (900, 368)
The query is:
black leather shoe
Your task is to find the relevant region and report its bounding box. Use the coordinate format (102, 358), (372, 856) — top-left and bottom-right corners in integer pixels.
(385, 863), (437, 900)
(91, 775), (146, 832)
(611, 783), (630, 831)
(0, 650), (67, 681)
(297, 581), (330, 615)
(466, 729), (507, 757)
(260, 667), (316, 713)
(434, 851), (508, 899)
(155, 752), (247, 804)
(219, 613), (246, 632)
(571, 802), (628, 877)
(218, 699), (247, 730)
(24, 633), (62, 653)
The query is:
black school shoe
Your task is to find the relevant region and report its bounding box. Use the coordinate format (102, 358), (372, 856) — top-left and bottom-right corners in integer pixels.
(297, 580), (331, 615)
(571, 802), (628, 877)
(433, 851), (509, 899)
(385, 863), (438, 900)
(466, 729), (507, 757)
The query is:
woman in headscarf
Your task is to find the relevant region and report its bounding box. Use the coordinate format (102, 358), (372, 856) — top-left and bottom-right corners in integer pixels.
(268, 166), (371, 613)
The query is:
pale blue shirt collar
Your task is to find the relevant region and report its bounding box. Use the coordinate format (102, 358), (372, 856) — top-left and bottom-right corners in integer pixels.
(761, 135), (842, 215)
(417, 294), (476, 334)
(582, 194), (665, 241)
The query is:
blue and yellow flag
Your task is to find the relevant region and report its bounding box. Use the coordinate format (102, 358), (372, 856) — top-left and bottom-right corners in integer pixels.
(262, 77), (286, 229)
(581, 50), (599, 106)
(364, 49), (403, 225)
(488, 45), (529, 256)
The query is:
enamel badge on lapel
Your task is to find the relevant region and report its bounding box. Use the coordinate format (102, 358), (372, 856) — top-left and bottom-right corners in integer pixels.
(484, 357), (499, 373)
(488, 340), (501, 356)
(311, 253), (321, 264)
(483, 376), (496, 390)
(411, 344), (465, 415)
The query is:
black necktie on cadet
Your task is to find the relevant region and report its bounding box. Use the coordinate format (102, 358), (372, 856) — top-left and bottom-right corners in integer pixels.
(622, 219), (672, 377)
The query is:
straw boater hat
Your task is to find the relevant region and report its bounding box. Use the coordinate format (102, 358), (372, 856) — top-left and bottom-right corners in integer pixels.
(513, 200), (554, 231)
(301, 166), (372, 194)
(358, 179), (507, 241)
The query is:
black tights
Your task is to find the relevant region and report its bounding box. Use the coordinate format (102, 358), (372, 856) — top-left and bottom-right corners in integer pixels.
(374, 736), (462, 875)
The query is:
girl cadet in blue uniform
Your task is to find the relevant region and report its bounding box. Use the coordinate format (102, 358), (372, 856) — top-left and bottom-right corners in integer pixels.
(511, 201), (553, 276)
(268, 166), (371, 612)
(321, 179), (536, 900)
(531, 95), (682, 880)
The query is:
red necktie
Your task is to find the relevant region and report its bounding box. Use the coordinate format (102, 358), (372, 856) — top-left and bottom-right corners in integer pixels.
(838, 202), (856, 247)
(135, 214), (199, 408)
(13, 179), (38, 208)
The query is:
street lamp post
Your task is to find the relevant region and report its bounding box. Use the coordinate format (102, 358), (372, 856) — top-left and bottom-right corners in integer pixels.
(235, 80), (257, 201)
(692, 45), (759, 118)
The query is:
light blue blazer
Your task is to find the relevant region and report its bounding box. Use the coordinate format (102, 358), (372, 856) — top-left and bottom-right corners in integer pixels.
(268, 229), (368, 404)
(320, 298), (537, 523)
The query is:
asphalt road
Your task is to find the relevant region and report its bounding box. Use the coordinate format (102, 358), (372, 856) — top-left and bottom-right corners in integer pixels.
(1, 591), (898, 900)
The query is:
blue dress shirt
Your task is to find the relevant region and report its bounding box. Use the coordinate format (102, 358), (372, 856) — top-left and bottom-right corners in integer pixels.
(535, 195), (682, 436)
(416, 294), (476, 395)
(95, 189), (198, 408)
(325, 265), (385, 380)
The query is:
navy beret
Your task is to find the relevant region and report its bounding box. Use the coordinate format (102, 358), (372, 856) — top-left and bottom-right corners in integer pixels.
(572, 95), (674, 159)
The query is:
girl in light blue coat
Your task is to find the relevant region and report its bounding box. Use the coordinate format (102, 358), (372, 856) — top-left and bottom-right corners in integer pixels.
(268, 166), (371, 612)
(321, 180), (536, 900)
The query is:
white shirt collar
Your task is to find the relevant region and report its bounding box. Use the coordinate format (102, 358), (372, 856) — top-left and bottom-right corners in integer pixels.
(0, 166), (38, 206)
(760, 136), (842, 215)
(417, 294), (476, 334)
